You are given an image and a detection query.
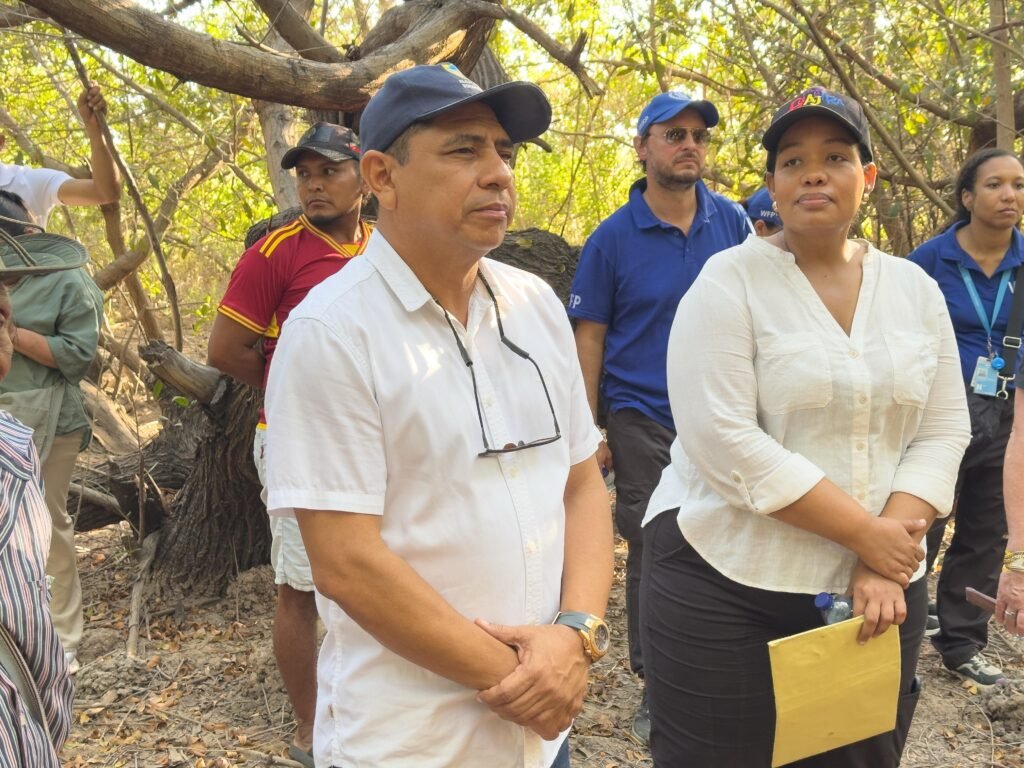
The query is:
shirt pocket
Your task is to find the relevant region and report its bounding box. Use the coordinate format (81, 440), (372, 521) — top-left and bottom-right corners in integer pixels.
(884, 331), (938, 408)
(754, 332), (833, 415)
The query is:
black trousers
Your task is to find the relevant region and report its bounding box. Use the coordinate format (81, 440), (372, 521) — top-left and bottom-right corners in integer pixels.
(641, 510), (925, 767)
(605, 408), (674, 678)
(925, 396), (1013, 667)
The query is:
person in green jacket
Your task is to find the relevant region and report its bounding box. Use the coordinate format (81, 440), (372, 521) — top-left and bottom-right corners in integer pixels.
(0, 192), (103, 674)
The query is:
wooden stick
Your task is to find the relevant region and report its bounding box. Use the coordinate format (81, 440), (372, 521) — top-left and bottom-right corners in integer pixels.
(62, 34), (185, 350)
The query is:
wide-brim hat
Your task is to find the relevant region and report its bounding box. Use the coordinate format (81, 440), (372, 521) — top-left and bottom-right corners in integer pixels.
(359, 63), (552, 154)
(0, 231), (89, 278)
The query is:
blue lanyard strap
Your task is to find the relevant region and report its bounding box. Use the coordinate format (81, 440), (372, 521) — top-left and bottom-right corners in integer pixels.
(958, 265), (1011, 344)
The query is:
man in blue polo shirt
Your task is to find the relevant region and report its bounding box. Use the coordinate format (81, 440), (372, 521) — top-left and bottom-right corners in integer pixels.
(568, 91), (751, 742)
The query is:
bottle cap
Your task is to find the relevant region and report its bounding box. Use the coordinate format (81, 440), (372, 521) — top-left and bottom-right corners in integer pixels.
(814, 592), (833, 610)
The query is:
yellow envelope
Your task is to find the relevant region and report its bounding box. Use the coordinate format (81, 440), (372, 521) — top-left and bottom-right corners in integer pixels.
(768, 617), (900, 767)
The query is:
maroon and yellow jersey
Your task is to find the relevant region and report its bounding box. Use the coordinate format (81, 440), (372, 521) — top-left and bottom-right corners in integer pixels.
(218, 215), (372, 424)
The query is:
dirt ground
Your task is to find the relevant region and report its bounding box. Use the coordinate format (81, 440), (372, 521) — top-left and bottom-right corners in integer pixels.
(61, 524), (1024, 767)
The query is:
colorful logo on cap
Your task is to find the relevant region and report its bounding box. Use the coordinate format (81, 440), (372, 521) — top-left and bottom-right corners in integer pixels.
(786, 87), (844, 114)
(439, 62), (479, 94)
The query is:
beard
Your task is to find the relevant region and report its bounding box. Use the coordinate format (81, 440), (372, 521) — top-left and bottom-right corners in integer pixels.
(650, 155), (703, 191)
(305, 210), (342, 228)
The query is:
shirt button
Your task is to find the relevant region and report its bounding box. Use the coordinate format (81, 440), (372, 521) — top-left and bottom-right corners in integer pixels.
(856, 442), (866, 451)
(509, 467), (519, 478)
(731, 471), (743, 483)
(849, 349), (860, 359)
(526, 541), (538, 554)
(858, 394), (868, 404)
(484, 396), (494, 407)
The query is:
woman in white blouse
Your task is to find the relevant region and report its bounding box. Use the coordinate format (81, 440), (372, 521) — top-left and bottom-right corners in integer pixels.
(639, 87), (970, 766)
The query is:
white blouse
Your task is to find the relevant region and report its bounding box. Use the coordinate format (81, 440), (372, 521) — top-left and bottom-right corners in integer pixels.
(644, 234), (971, 594)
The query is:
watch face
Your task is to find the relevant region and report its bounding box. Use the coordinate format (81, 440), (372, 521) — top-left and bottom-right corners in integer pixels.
(593, 622), (611, 653)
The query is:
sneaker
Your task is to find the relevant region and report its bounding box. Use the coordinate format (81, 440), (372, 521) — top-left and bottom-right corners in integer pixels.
(924, 614), (940, 638)
(949, 653), (1008, 687)
(64, 651), (79, 675)
(631, 689), (650, 745)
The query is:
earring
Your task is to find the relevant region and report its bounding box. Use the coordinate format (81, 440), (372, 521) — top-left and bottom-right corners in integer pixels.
(771, 200), (778, 212)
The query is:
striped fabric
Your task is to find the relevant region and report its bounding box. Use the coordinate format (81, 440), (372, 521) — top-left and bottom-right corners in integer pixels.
(0, 410), (72, 766)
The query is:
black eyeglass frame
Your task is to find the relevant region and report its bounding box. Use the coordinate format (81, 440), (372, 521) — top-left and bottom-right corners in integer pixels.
(436, 274), (562, 457)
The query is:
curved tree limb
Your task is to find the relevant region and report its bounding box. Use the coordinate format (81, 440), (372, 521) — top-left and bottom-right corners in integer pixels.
(25, 0), (502, 110)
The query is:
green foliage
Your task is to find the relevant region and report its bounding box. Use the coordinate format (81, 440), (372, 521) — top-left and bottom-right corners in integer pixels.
(0, 0), (1019, 343)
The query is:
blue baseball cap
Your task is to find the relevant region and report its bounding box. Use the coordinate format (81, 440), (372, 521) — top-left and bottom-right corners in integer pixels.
(636, 92), (720, 136)
(745, 187), (780, 227)
(360, 63), (552, 154)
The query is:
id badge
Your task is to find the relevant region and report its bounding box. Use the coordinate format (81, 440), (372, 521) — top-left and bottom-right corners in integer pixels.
(971, 356), (999, 396)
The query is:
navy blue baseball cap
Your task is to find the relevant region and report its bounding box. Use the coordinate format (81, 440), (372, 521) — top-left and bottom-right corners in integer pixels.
(762, 86), (873, 166)
(636, 92), (720, 136)
(745, 187), (780, 227)
(359, 63), (552, 154)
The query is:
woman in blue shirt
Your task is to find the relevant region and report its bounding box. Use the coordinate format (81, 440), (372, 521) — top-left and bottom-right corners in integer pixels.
(908, 148), (1024, 687)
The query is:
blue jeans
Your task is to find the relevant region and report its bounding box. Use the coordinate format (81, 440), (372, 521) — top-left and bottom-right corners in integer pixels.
(550, 738), (570, 768)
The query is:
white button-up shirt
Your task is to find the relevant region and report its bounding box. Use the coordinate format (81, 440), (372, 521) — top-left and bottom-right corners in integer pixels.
(265, 231), (600, 768)
(644, 235), (970, 594)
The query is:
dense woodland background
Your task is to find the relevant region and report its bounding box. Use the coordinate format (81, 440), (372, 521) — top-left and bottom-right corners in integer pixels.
(0, 0), (1020, 589)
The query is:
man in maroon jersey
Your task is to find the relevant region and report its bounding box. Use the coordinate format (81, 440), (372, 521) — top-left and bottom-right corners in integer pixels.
(207, 122), (369, 766)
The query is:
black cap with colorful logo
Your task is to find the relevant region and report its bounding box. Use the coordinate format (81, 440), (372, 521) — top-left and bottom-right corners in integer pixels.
(281, 122), (361, 169)
(762, 86), (873, 167)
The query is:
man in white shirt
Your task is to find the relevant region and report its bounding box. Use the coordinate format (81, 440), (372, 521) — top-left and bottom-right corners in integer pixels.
(264, 64), (613, 768)
(1, 85), (120, 226)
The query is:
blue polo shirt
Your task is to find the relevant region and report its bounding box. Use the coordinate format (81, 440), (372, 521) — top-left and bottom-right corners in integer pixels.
(568, 178), (752, 429)
(908, 221), (1024, 386)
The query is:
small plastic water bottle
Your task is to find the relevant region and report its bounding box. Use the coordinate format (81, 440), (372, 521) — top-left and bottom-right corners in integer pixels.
(815, 592), (852, 624)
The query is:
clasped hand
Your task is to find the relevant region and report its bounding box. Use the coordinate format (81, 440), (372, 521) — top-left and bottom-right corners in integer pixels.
(852, 516), (926, 586)
(848, 560), (908, 643)
(474, 619), (590, 740)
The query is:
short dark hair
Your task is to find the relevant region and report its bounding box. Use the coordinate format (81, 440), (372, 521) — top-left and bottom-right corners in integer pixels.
(0, 192), (34, 237)
(951, 148), (1019, 225)
(383, 122), (428, 165)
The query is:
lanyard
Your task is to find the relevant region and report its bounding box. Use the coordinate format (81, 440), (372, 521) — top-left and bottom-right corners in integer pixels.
(958, 265), (1011, 355)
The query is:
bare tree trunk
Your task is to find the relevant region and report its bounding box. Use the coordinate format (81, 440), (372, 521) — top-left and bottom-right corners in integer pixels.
(990, 0), (1015, 149)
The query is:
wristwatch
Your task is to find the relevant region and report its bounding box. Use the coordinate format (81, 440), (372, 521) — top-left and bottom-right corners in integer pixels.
(553, 611), (610, 663)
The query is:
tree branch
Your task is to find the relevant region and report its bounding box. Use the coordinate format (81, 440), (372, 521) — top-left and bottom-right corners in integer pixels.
(92, 149), (223, 290)
(502, 8), (600, 97)
(24, 0), (500, 110)
(816, 25), (973, 126)
(81, 44), (272, 204)
(252, 0), (344, 63)
(0, 2), (44, 28)
(783, 0), (955, 217)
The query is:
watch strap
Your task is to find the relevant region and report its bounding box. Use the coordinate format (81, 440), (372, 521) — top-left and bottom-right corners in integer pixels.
(553, 611), (593, 630)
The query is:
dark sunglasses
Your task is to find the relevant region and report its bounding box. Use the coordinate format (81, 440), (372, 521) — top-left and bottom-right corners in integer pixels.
(436, 274), (562, 457)
(654, 126), (712, 146)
